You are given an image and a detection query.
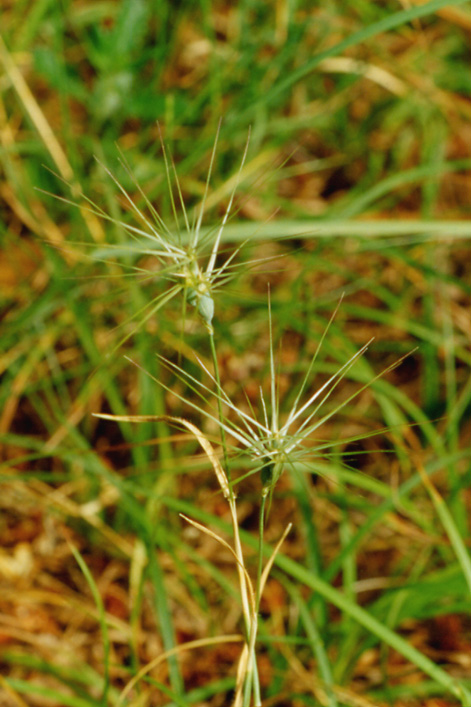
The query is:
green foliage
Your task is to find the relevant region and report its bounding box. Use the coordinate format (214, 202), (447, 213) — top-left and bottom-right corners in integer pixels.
(1, 0), (471, 705)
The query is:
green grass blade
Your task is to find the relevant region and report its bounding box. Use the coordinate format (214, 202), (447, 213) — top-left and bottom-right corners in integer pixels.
(69, 544), (111, 706)
(4, 679), (101, 707)
(236, 0), (471, 120)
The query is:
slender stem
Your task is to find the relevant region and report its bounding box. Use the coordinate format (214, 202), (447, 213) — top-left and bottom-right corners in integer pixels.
(252, 489), (269, 706)
(252, 653), (261, 707)
(229, 497), (252, 634)
(240, 487), (268, 707)
(208, 330), (261, 704)
(209, 330), (251, 643)
(243, 665), (253, 707)
(209, 331), (231, 483)
(229, 488), (261, 707)
(256, 490), (268, 612)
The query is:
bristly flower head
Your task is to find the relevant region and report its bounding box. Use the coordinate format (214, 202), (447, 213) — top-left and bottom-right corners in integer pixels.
(47, 123), (251, 343)
(141, 297), (405, 499)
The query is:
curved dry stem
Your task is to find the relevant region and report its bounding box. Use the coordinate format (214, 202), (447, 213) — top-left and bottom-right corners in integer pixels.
(93, 412), (230, 498)
(180, 514), (255, 614)
(94, 410), (257, 700)
(116, 634), (244, 707)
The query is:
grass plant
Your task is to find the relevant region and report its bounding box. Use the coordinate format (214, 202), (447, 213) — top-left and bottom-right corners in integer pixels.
(83, 134), (293, 705)
(1, 1), (471, 706)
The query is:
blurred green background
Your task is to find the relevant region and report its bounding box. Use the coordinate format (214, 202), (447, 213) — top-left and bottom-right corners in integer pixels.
(1, 1), (471, 706)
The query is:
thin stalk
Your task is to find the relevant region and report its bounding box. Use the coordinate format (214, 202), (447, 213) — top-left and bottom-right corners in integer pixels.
(243, 665), (253, 707)
(229, 494), (261, 707)
(208, 331), (252, 642)
(228, 496), (253, 634)
(209, 331), (231, 483)
(208, 330), (261, 704)
(253, 489), (269, 704)
(242, 484), (270, 707)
